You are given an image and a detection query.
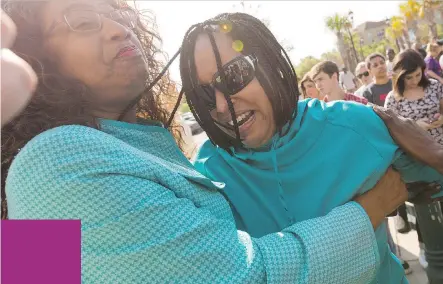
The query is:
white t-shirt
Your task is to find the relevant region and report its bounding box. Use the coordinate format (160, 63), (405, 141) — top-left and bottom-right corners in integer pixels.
(339, 72), (356, 90)
(354, 85), (367, 97)
(386, 61), (394, 78)
(440, 55), (443, 70)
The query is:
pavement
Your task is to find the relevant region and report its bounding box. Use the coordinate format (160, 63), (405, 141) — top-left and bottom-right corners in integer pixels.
(388, 215), (428, 284)
(187, 132), (208, 160)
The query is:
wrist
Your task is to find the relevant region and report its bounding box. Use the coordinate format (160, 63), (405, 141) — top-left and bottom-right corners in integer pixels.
(355, 192), (386, 229)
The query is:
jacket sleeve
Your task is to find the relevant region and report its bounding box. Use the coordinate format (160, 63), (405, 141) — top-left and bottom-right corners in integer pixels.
(332, 103), (443, 197)
(6, 126), (379, 284)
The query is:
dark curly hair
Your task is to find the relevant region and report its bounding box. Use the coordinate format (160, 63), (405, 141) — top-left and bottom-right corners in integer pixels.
(1, 0), (183, 219)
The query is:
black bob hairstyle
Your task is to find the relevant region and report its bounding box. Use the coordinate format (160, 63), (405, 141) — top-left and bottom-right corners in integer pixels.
(122, 13), (300, 153)
(178, 13), (299, 152)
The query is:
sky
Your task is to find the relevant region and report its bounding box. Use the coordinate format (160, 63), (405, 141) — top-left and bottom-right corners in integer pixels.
(135, 1), (402, 82)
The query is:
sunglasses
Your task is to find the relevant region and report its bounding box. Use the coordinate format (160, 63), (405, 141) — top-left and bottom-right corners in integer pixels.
(357, 71), (370, 79)
(198, 55), (257, 110)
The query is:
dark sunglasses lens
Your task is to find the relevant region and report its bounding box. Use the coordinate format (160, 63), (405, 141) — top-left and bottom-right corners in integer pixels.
(213, 57), (255, 94)
(358, 71), (369, 79)
(200, 85), (216, 110)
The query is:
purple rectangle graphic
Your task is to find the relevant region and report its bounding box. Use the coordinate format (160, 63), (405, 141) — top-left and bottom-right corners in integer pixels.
(1, 220), (81, 284)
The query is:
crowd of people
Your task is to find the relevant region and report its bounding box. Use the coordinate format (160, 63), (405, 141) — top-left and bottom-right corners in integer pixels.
(299, 33), (443, 278)
(2, 1), (443, 283)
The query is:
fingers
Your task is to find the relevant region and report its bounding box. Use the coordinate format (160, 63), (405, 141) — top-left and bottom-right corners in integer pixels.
(407, 181), (438, 193)
(408, 182), (443, 204)
(373, 106), (392, 121)
(1, 9), (17, 49)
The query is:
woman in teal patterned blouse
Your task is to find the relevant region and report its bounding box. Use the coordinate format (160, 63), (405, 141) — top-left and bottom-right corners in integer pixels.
(1, 1), (442, 283)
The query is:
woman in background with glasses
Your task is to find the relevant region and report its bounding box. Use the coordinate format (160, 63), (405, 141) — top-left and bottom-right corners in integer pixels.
(4, 1), (437, 283)
(354, 61), (374, 97)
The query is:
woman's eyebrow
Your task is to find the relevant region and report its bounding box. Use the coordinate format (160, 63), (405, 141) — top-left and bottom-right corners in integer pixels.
(62, 3), (94, 13)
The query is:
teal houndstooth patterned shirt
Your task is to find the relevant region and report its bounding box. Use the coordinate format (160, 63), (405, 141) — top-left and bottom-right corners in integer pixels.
(6, 119), (380, 283)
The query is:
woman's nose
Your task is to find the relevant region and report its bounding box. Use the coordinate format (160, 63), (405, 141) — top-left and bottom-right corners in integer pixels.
(101, 16), (131, 42)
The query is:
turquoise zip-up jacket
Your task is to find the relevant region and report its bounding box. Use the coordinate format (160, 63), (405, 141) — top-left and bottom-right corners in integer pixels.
(6, 118), (381, 283)
(194, 99), (443, 284)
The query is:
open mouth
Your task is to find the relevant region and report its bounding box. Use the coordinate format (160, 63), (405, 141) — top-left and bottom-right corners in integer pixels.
(228, 111), (254, 127)
(215, 111), (255, 131)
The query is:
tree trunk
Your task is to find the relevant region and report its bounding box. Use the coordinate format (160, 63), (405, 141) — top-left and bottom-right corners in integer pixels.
(336, 34), (349, 68)
(395, 38), (401, 52)
(402, 29), (411, 49)
(425, 8), (438, 39)
(411, 20), (419, 43)
(429, 23), (438, 39)
(398, 36), (406, 51)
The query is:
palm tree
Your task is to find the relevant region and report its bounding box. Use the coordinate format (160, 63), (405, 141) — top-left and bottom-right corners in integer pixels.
(386, 16), (407, 50)
(399, 0), (421, 42)
(325, 13), (352, 69)
(419, 0), (442, 38)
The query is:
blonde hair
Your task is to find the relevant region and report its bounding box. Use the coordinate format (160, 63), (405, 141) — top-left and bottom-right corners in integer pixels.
(355, 62), (366, 75)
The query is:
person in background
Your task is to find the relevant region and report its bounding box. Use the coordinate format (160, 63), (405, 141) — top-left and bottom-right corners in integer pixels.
(339, 66), (357, 93)
(440, 46), (443, 70)
(436, 40), (443, 63)
(425, 43), (443, 84)
(362, 53), (414, 238)
(1, 8), (37, 126)
(310, 61), (367, 103)
(354, 62), (373, 97)
(384, 49), (443, 269)
(299, 73), (322, 100)
(363, 53), (392, 107)
(385, 49), (443, 157)
(413, 42), (427, 59)
(386, 48), (396, 79)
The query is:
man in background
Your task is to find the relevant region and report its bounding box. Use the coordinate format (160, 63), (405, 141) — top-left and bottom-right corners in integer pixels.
(310, 61), (367, 104)
(362, 53), (391, 107)
(338, 67), (357, 93)
(386, 48), (396, 79)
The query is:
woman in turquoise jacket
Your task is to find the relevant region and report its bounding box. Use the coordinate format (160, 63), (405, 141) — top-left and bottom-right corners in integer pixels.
(178, 13), (443, 284)
(4, 2), (434, 283)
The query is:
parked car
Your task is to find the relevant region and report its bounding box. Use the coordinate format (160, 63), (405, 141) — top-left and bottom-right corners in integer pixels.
(181, 112), (203, 135)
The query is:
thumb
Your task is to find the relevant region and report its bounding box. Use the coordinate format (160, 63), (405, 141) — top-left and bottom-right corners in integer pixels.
(372, 106), (389, 119)
(1, 9), (17, 49)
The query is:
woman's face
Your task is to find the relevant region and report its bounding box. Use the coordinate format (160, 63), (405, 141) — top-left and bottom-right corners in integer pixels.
(302, 81), (320, 99)
(41, 0), (148, 117)
(193, 32), (276, 149)
(404, 67), (422, 90)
